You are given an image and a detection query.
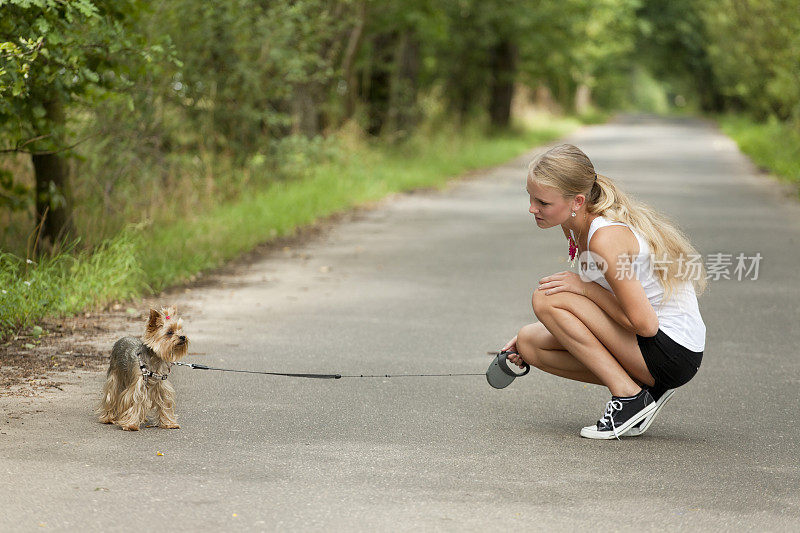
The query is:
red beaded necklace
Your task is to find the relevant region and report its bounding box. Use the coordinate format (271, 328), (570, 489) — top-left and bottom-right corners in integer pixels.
(568, 211), (588, 268)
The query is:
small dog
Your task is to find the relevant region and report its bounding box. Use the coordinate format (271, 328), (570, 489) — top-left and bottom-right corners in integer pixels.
(97, 306), (189, 431)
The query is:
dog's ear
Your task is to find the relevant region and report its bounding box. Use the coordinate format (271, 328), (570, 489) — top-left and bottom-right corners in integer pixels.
(148, 308), (163, 331)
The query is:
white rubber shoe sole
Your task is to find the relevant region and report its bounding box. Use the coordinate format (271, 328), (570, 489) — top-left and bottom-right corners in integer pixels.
(580, 401), (657, 440)
(623, 389), (676, 437)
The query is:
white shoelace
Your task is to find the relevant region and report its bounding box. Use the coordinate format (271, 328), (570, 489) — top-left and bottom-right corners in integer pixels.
(599, 399), (624, 440)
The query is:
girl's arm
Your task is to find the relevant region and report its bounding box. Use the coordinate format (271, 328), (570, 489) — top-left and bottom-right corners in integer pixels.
(587, 228), (660, 337)
(583, 281), (637, 333)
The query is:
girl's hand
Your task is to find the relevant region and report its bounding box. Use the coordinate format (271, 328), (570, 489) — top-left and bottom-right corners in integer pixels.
(506, 351), (526, 369)
(500, 336), (526, 368)
(501, 335), (517, 354)
(537, 271), (589, 297)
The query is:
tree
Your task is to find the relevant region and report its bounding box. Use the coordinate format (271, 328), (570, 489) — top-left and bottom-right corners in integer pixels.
(701, 0), (800, 123)
(0, 0), (169, 250)
(635, 0), (724, 112)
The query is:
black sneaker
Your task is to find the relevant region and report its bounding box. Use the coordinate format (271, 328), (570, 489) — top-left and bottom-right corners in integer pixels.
(624, 388), (675, 437)
(646, 385), (668, 402)
(580, 389), (656, 440)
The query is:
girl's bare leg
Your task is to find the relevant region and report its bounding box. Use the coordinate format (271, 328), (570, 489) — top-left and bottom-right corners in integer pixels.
(515, 288), (655, 397)
(515, 322), (604, 385)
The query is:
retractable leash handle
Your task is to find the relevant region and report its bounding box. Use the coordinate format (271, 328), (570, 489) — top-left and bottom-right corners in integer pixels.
(486, 350), (529, 389)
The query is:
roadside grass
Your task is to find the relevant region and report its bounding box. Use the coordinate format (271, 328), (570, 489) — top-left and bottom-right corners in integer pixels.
(1, 114), (586, 338)
(0, 231), (147, 338)
(715, 113), (800, 194)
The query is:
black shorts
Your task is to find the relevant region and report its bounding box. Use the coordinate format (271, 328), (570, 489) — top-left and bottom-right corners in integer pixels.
(636, 328), (703, 391)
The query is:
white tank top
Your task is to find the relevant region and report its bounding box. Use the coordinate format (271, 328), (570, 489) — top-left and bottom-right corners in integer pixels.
(570, 215), (706, 352)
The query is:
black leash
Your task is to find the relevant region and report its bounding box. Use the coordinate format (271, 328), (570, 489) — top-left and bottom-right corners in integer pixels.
(340, 372), (484, 378)
(173, 362), (341, 379)
(172, 361), (484, 380)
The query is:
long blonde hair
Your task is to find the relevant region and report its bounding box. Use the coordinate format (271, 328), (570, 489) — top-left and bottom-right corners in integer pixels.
(528, 144), (707, 302)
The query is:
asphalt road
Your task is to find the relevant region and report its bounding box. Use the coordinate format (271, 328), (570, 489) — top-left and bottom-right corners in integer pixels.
(2, 113), (799, 531)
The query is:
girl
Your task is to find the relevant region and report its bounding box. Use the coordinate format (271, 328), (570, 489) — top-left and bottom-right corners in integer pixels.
(503, 144), (707, 439)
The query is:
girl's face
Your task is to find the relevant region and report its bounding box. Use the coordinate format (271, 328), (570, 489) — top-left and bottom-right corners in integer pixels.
(526, 180), (571, 227)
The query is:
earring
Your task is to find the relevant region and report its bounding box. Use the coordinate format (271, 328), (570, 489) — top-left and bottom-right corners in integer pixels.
(571, 211), (576, 217)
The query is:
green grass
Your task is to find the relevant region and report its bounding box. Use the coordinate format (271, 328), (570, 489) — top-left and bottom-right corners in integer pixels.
(0, 231), (147, 336)
(1, 115), (584, 338)
(715, 113), (800, 191)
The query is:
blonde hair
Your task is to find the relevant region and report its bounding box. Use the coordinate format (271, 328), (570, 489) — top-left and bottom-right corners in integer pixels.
(528, 143), (707, 302)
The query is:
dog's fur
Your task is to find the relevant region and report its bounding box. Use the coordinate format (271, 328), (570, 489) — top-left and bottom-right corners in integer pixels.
(97, 306), (189, 431)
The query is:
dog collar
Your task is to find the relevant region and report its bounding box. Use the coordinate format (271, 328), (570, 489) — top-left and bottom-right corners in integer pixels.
(136, 345), (172, 382)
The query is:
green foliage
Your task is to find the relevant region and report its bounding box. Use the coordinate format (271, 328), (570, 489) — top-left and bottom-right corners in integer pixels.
(627, 64), (670, 114)
(0, 34), (43, 98)
(701, 0), (800, 124)
(634, 0), (720, 112)
(3, 0), (799, 333)
(511, 0), (641, 112)
(563, 0), (642, 109)
(717, 113), (800, 188)
(0, 0), (179, 249)
(634, 0), (800, 122)
(148, 0), (350, 155)
(0, 0), (158, 143)
(0, 168), (30, 211)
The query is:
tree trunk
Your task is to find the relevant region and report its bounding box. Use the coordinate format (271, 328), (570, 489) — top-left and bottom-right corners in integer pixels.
(386, 29), (420, 138)
(32, 98), (73, 251)
(341, 2), (366, 121)
(534, 84), (561, 113)
(292, 83), (320, 137)
(694, 61), (725, 113)
(488, 40), (517, 129)
(365, 32), (396, 136)
(574, 83), (592, 115)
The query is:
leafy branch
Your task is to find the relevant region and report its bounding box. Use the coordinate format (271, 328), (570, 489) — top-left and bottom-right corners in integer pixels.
(0, 132), (102, 155)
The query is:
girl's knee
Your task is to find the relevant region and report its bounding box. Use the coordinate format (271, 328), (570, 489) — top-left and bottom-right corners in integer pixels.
(517, 321), (550, 346)
(532, 288), (574, 316)
(517, 323), (538, 346)
(516, 324), (543, 366)
(531, 288), (547, 314)
(532, 289), (563, 317)
(517, 344), (544, 370)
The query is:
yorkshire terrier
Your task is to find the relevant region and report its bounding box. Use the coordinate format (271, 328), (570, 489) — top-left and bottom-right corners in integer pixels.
(97, 306), (189, 431)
